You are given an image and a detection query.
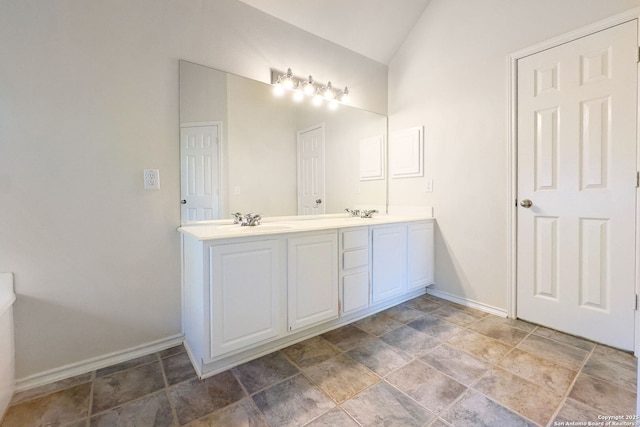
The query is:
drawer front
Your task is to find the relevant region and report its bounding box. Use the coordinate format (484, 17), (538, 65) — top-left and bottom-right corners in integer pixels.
(342, 229), (369, 250)
(343, 249), (369, 270)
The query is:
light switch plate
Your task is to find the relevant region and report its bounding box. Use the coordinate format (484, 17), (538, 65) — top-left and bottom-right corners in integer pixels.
(144, 169), (160, 190)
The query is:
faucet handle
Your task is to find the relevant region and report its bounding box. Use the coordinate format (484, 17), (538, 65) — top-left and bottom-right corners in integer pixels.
(361, 209), (379, 218)
(231, 212), (243, 224)
(345, 208), (361, 217)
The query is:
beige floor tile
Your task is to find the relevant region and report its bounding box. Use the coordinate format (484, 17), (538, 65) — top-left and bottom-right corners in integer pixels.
(447, 330), (512, 364)
(253, 375), (335, 427)
(532, 327), (595, 351)
(381, 325), (442, 357)
(304, 407), (359, 427)
(1, 383), (90, 427)
(498, 348), (577, 395)
(346, 339), (412, 377)
(89, 390), (175, 426)
(468, 317), (529, 346)
(582, 346), (637, 392)
(386, 360), (467, 414)
(569, 373), (637, 415)
(408, 314), (464, 340)
(281, 336), (341, 369)
(430, 305), (485, 327)
(342, 381), (434, 426)
(516, 334), (588, 371)
(405, 296), (444, 313)
(303, 354), (379, 403)
(382, 303), (426, 324)
(473, 368), (562, 425)
(320, 324), (376, 351)
(552, 398), (606, 425)
(185, 398), (267, 427)
(442, 390), (536, 427)
(355, 312), (404, 336)
(421, 344), (491, 385)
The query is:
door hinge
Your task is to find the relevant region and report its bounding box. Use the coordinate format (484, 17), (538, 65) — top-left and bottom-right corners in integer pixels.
(636, 294), (638, 311)
(636, 171), (639, 188)
(637, 46), (640, 63)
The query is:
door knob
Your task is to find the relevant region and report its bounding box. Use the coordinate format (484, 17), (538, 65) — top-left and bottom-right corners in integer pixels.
(315, 199), (322, 204)
(180, 200), (187, 205)
(520, 199), (533, 208)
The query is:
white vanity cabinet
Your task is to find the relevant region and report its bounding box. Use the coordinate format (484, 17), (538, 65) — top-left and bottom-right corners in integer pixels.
(371, 221), (435, 303)
(371, 224), (408, 302)
(287, 232), (339, 332)
(209, 239), (283, 358)
(339, 227), (370, 314)
(180, 216), (434, 378)
(408, 221), (435, 290)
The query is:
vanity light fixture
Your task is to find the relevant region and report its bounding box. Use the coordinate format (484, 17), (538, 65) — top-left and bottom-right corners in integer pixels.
(303, 76), (315, 96)
(338, 87), (349, 104)
(271, 68), (350, 109)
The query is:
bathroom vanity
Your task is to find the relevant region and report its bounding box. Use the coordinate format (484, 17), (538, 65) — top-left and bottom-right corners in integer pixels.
(179, 215), (434, 377)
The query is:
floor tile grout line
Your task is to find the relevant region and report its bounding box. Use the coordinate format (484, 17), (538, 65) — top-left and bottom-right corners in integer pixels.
(543, 343), (598, 427)
(156, 351), (181, 426)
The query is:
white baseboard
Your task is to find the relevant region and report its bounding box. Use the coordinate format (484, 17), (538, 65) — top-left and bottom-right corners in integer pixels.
(426, 288), (507, 318)
(15, 333), (184, 392)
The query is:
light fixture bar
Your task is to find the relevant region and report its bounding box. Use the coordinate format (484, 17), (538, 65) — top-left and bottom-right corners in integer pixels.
(270, 68), (350, 107)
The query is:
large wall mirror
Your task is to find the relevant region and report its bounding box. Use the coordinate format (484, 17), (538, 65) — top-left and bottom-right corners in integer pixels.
(179, 60), (388, 223)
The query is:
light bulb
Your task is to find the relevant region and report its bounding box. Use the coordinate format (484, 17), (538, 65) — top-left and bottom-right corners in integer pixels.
(339, 87), (349, 104)
(273, 82), (284, 96)
(283, 78), (294, 90)
(323, 82), (335, 100)
(303, 76), (315, 95)
(282, 68), (294, 90)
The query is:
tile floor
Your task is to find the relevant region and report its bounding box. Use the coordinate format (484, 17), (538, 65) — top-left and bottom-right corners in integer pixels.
(1, 294), (637, 426)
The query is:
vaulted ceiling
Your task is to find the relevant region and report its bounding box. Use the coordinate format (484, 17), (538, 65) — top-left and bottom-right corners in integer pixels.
(237, 0), (432, 64)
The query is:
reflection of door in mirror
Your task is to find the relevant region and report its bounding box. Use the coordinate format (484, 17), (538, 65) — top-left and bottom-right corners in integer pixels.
(180, 122), (221, 222)
(297, 124), (325, 215)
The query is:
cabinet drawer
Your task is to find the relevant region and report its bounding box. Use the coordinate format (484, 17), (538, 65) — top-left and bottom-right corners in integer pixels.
(343, 249), (369, 270)
(342, 229), (368, 250)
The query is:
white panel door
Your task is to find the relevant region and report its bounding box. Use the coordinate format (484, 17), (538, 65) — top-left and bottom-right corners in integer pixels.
(517, 22), (637, 350)
(288, 232), (339, 331)
(180, 124), (220, 222)
(297, 124), (326, 215)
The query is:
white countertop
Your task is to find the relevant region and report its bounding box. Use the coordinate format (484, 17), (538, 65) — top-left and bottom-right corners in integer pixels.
(178, 214), (434, 241)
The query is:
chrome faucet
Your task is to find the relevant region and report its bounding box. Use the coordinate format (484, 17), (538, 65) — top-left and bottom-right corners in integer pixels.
(231, 212), (244, 224)
(345, 208), (361, 217)
(361, 209), (378, 218)
(242, 213), (262, 227)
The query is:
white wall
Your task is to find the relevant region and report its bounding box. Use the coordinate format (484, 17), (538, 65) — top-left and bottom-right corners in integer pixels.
(388, 0), (640, 310)
(0, 0), (387, 380)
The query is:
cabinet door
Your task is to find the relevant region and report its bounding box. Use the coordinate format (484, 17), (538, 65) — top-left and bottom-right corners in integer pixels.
(209, 240), (281, 358)
(342, 271), (369, 313)
(288, 233), (338, 331)
(371, 225), (408, 302)
(408, 221), (435, 290)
